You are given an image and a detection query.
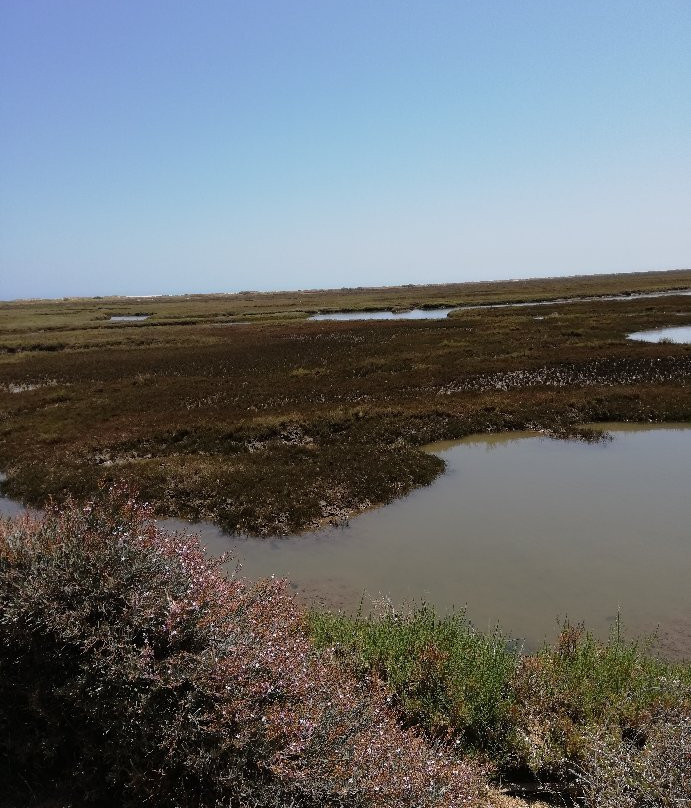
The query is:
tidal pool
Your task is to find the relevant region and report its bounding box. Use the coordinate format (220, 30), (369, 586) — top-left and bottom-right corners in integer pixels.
(163, 424), (691, 656)
(627, 325), (691, 344)
(0, 472), (37, 518)
(109, 315), (150, 322)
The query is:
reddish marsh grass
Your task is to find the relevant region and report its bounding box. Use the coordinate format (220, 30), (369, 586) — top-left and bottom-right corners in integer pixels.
(0, 487), (486, 807)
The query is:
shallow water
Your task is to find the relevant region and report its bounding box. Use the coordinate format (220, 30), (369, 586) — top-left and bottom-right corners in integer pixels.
(309, 289), (691, 321)
(0, 473), (27, 518)
(163, 424), (691, 655)
(3, 426), (690, 655)
(627, 325), (691, 344)
(310, 307), (456, 321)
(109, 315), (150, 322)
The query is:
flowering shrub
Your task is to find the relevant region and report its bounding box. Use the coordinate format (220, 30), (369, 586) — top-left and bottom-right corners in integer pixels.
(0, 487), (485, 807)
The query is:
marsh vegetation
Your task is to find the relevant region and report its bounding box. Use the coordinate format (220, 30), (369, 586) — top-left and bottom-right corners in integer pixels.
(2, 270), (690, 806)
(1, 269), (690, 536)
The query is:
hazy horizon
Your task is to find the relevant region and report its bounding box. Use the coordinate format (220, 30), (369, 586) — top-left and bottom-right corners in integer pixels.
(3, 266), (690, 304)
(2, 1), (690, 300)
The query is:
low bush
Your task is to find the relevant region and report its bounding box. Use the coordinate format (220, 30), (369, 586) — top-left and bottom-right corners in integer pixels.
(309, 606), (691, 788)
(3, 489), (688, 807)
(308, 603), (516, 753)
(510, 621), (691, 774)
(574, 704), (691, 807)
(0, 488), (485, 807)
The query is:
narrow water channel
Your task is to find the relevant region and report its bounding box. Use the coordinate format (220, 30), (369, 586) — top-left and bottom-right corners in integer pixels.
(309, 288), (691, 321)
(310, 307), (456, 321)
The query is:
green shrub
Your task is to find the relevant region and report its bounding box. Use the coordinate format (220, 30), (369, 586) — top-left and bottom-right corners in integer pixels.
(308, 603), (517, 754)
(308, 607), (691, 788)
(512, 622), (691, 773)
(0, 488), (485, 807)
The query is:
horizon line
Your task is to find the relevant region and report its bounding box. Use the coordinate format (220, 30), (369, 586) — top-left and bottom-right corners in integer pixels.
(3, 266), (691, 305)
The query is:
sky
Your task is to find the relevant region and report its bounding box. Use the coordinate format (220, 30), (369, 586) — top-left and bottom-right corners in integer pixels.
(1, 1), (690, 300)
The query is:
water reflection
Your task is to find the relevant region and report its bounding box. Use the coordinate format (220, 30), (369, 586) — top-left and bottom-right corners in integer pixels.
(627, 325), (691, 344)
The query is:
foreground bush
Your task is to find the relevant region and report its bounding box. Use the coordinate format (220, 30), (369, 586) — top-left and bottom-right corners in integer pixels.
(308, 604), (516, 753)
(510, 621), (691, 775)
(575, 705), (691, 807)
(0, 488), (485, 808)
(309, 605), (691, 792)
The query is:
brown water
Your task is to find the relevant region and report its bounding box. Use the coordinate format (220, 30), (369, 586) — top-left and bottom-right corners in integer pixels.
(2, 426), (690, 655)
(162, 424), (691, 655)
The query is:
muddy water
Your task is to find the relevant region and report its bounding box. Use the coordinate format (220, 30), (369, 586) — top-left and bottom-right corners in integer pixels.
(2, 426), (690, 655)
(628, 325), (691, 344)
(309, 288), (691, 321)
(164, 424), (691, 655)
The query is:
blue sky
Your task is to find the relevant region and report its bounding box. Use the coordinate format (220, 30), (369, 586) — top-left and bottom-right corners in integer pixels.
(1, 1), (690, 299)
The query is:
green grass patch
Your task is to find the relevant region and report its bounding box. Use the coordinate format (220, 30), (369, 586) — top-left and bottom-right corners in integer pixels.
(308, 605), (691, 777)
(309, 604), (516, 752)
